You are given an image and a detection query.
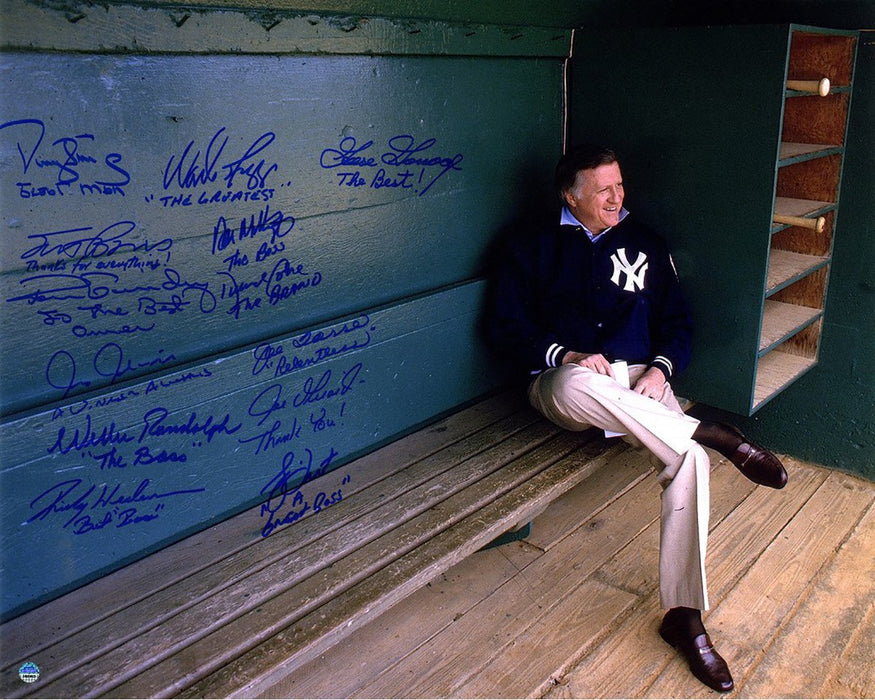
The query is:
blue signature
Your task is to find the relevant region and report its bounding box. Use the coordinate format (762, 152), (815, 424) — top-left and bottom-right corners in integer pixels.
(251, 315), (373, 378)
(1, 118), (130, 197)
(320, 134), (463, 196)
(138, 406), (242, 445)
(217, 258), (322, 320)
(19, 220), (172, 269)
(7, 266), (217, 315)
(162, 127), (278, 192)
(25, 477), (206, 535)
(292, 362), (364, 408)
(212, 203), (295, 256)
(47, 412), (134, 455)
(258, 447), (346, 537)
(45, 343), (178, 398)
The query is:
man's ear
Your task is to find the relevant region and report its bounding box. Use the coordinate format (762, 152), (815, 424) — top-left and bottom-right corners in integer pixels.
(561, 189), (575, 208)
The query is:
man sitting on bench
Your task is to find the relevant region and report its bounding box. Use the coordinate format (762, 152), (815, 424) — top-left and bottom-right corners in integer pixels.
(484, 144), (787, 693)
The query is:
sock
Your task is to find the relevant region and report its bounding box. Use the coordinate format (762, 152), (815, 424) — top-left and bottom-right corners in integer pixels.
(664, 606), (706, 638)
(692, 421), (744, 457)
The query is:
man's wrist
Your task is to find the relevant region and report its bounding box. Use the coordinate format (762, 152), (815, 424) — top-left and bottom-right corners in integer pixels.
(649, 356), (673, 380)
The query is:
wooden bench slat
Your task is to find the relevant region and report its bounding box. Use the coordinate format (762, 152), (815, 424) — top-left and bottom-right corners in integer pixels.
(19, 417), (565, 698)
(135, 436), (625, 698)
(3, 392), (632, 700)
(0, 392), (525, 671)
(0, 393), (529, 695)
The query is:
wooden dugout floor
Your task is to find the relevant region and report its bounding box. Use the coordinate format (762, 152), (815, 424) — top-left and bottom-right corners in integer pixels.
(270, 446), (875, 699)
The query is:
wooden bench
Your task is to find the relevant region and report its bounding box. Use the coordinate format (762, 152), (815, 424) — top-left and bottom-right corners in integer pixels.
(0, 390), (625, 699)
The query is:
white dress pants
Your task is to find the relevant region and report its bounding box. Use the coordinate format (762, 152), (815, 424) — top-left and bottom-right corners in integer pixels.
(528, 363), (710, 610)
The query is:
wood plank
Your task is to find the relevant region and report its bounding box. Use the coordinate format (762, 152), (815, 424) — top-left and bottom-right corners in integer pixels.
(11, 419), (568, 699)
(352, 471), (663, 698)
(759, 299), (822, 352)
(700, 460), (827, 603)
(264, 544), (544, 699)
(553, 597), (668, 699)
(0, 391), (526, 663)
(754, 350), (818, 407)
(741, 498), (874, 698)
(778, 142), (840, 161)
(773, 195), (832, 217)
(646, 469), (874, 697)
(453, 580), (637, 699)
(0, 50), (559, 414)
(165, 436), (624, 699)
(524, 445), (653, 551)
(1, 0), (572, 57)
(766, 248), (829, 292)
(555, 461), (827, 698)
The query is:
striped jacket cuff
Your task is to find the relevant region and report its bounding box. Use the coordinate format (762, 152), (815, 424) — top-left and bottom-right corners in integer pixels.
(650, 355), (674, 378)
(546, 343), (567, 368)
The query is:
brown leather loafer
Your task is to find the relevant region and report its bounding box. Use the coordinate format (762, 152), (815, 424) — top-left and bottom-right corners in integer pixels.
(659, 620), (734, 693)
(724, 424), (788, 489)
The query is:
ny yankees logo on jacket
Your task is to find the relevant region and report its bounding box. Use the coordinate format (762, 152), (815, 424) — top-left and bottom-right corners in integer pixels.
(610, 247), (649, 292)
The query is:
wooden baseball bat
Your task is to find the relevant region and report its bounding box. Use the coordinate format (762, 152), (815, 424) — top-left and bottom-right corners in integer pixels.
(786, 78), (831, 96)
(773, 213), (826, 233)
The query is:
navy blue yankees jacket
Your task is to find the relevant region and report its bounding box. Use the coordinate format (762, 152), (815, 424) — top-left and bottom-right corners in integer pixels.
(484, 214), (693, 380)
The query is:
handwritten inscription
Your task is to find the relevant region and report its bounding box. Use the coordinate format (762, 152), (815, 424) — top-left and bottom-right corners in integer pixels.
(1, 119), (131, 198)
(151, 127), (279, 208)
(26, 478), (207, 536)
(258, 447), (348, 537)
(252, 315), (374, 378)
(320, 134), (463, 196)
(1, 116), (457, 564)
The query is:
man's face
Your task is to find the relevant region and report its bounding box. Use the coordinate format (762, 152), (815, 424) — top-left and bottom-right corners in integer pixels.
(563, 161), (624, 234)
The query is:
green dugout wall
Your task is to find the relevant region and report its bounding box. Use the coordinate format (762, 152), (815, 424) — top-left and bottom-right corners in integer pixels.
(0, 3), (566, 619)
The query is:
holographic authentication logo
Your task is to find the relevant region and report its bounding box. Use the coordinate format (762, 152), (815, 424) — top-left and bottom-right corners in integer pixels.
(18, 661), (40, 684)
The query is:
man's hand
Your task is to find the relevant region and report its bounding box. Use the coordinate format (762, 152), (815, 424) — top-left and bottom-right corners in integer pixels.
(632, 366), (667, 400)
(562, 351), (614, 376)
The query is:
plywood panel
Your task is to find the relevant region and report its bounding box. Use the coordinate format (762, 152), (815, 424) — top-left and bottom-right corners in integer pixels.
(0, 51), (561, 415)
(0, 282), (502, 620)
(0, 27), (564, 620)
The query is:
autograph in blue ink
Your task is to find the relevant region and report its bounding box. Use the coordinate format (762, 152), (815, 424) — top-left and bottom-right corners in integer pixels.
(48, 412), (134, 455)
(217, 258), (322, 320)
(25, 477), (206, 535)
(258, 447), (347, 537)
(240, 374), (350, 455)
(251, 316), (373, 378)
(20, 221), (172, 270)
(292, 362), (364, 408)
(8, 265), (217, 315)
(45, 344), (177, 398)
(212, 203), (295, 256)
(138, 407), (242, 445)
(320, 134), (463, 196)
(153, 127), (279, 207)
(1, 118), (130, 197)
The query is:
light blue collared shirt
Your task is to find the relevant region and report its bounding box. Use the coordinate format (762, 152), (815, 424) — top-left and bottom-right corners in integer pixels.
(560, 205), (630, 242)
